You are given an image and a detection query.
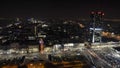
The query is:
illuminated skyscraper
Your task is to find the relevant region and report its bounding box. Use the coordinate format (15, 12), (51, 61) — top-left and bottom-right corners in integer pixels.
(89, 11), (104, 43)
(39, 38), (44, 54)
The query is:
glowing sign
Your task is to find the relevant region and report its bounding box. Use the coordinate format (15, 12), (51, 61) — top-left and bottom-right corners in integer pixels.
(90, 28), (102, 30)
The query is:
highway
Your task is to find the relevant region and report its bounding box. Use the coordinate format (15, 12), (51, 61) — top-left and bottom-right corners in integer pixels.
(83, 43), (120, 68)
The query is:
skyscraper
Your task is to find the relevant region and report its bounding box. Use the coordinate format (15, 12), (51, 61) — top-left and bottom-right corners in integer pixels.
(89, 11), (104, 43)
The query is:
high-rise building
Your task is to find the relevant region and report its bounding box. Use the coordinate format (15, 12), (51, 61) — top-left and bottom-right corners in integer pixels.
(89, 11), (104, 43)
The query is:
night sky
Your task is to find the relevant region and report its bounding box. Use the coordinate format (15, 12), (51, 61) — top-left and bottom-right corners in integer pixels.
(0, 0), (119, 18)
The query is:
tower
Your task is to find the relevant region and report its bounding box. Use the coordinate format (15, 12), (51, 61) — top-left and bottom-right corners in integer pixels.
(39, 38), (44, 54)
(89, 11), (104, 43)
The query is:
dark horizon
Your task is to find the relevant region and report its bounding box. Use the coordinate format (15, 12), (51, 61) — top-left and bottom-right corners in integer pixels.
(0, 0), (119, 19)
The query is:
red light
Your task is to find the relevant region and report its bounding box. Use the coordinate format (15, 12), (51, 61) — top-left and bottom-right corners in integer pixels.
(91, 11), (95, 14)
(98, 11), (101, 14)
(102, 13), (104, 16)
